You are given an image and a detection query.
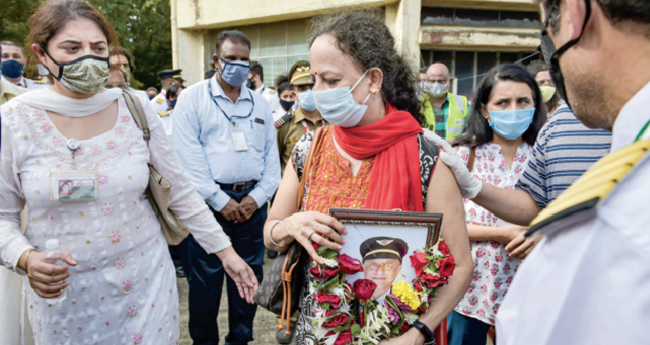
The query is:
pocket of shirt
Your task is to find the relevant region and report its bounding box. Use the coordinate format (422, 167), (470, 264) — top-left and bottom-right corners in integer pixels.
(246, 123), (265, 152)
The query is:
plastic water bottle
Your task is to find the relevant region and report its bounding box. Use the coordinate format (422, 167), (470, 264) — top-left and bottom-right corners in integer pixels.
(43, 239), (67, 303)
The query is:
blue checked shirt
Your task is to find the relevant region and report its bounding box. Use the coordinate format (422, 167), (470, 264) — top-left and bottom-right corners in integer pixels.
(172, 75), (281, 211)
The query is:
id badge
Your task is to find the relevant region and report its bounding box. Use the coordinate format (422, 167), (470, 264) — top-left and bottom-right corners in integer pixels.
(231, 131), (249, 152)
(50, 171), (98, 202)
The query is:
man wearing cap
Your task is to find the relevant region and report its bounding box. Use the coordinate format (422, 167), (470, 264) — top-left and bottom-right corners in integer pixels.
(150, 69), (183, 114)
(247, 62), (281, 112)
(361, 237), (408, 300)
(275, 60), (327, 175)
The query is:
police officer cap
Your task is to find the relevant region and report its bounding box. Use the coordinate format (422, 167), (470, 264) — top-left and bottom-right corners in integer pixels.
(288, 60), (313, 86)
(157, 69), (184, 82)
(360, 237), (409, 263)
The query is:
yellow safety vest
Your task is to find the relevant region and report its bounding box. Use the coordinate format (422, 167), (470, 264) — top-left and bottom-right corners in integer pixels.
(421, 92), (469, 140)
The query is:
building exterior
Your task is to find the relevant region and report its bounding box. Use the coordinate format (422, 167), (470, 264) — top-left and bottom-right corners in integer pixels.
(171, 0), (540, 97)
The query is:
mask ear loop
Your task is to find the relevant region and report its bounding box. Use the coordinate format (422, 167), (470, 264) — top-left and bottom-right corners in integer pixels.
(351, 69), (374, 105)
(42, 48), (65, 81)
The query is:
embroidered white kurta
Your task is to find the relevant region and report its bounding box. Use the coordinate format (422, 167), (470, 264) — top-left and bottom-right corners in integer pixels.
(0, 92), (231, 345)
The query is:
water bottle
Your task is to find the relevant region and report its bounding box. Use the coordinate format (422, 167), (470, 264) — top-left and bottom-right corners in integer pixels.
(42, 239), (67, 303)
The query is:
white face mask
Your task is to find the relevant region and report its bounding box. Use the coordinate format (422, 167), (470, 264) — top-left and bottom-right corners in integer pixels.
(427, 82), (448, 98)
(312, 70), (371, 127)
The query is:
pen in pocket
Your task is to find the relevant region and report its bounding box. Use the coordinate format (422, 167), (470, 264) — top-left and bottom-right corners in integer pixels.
(250, 120), (253, 129)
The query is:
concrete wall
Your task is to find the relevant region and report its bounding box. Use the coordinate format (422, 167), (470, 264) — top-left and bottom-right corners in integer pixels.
(420, 26), (539, 51)
(385, 0), (422, 71)
(177, 0), (398, 30)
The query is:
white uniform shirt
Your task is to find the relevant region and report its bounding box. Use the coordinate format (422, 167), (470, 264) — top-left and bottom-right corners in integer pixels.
(496, 81), (650, 345)
(256, 84), (281, 113)
(1, 76), (50, 90)
(149, 89), (168, 114)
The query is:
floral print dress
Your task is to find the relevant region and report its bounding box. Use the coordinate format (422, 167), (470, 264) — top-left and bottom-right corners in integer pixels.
(454, 142), (532, 325)
(0, 93), (231, 345)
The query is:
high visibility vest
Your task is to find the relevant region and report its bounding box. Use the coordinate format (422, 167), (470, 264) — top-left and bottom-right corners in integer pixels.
(421, 92), (469, 140)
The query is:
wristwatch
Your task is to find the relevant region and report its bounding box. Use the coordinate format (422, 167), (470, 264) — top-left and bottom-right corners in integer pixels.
(412, 320), (436, 345)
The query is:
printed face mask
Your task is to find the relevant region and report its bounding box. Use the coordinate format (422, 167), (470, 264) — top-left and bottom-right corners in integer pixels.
(44, 50), (110, 94)
(297, 89), (316, 112)
(312, 70), (371, 127)
(427, 82), (448, 98)
(216, 54), (250, 87)
(488, 107), (536, 140)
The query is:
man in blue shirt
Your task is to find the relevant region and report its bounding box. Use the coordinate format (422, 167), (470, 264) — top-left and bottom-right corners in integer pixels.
(173, 30), (281, 345)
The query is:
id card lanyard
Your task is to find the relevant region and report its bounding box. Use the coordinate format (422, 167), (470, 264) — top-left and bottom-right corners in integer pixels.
(208, 81), (256, 152)
(67, 139), (80, 170)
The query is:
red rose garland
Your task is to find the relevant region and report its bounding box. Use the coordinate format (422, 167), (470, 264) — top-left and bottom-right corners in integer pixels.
(309, 238), (455, 344)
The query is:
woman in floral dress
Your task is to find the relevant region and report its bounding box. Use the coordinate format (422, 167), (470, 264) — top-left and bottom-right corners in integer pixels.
(0, 1), (257, 344)
(447, 64), (547, 345)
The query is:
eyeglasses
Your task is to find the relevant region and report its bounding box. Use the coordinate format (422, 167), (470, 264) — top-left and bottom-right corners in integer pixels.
(538, 0), (591, 104)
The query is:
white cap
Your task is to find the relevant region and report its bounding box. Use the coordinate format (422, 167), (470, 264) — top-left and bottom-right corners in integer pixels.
(45, 239), (60, 251)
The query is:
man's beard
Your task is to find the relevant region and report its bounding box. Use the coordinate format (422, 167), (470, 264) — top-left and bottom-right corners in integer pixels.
(565, 68), (617, 131)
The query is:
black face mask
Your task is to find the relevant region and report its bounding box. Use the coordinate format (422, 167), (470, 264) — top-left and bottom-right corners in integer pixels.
(246, 78), (256, 90)
(279, 99), (295, 112)
(539, 0), (591, 109)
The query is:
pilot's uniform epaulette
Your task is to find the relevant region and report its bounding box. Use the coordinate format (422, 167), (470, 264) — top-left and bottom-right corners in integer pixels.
(275, 112), (293, 128)
(33, 79), (49, 84)
(159, 111), (170, 117)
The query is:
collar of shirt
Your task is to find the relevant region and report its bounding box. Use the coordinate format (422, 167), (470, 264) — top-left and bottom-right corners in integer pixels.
(293, 107), (323, 124)
(611, 81), (650, 151)
(211, 74), (252, 103)
(433, 93), (450, 116)
(1, 75), (26, 88)
(255, 83), (266, 94)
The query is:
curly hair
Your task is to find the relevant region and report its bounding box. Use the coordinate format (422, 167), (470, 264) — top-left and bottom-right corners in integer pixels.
(307, 9), (422, 123)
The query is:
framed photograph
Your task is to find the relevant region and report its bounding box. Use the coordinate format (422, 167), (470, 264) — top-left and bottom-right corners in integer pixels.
(329, 208), (443, 302)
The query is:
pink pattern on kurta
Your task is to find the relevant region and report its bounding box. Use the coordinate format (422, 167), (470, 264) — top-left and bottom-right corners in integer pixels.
(454, 142), (532, 325)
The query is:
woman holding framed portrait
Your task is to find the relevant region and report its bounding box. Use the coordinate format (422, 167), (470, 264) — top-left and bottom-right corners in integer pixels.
(263, 9), (473, 345)
(447, 64), (546, 345)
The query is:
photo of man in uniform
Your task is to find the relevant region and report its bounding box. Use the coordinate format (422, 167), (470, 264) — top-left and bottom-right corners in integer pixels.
(360, 237), (409, 300)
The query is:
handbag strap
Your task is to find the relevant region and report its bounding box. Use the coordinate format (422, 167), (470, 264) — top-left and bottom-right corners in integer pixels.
(295, 127), (324, 212)
(122, 90), (150, 143)
(278, 127), (325, 336)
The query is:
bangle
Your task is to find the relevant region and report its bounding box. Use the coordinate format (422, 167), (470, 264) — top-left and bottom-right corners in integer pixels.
(412, 320), (435, 345)
(269, 221), (288, 248)
(23, 249), (35, 275)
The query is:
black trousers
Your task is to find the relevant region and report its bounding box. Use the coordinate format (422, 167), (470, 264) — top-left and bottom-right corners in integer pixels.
(181, 185), (266, 345)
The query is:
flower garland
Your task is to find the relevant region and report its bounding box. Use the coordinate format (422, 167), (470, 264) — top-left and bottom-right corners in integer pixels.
(309, 239), (455, 345)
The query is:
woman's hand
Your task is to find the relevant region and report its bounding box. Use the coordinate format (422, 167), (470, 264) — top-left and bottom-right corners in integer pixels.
(217, 246), (259, 303)
(506, 232), (544, 259)
(497, 225), (528, 245)
(377, 328), (423, 345)
(281, 211), (347, 265)
(24, 251), (77, 299)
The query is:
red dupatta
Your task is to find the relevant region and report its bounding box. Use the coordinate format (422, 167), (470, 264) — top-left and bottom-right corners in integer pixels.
(332, 103), (424, 212)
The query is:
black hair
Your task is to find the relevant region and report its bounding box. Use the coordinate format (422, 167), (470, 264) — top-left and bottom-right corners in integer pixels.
(308, 9), (422, 123)
(215, 30), (251, 56)
(527, 61), (560, 113)
(249, 62), (264, 82)
(419, 66), (428, 74)
(274, 74), (288, 88)
(166, 83), (184, 100)
(537, 0), (650, 34)
(274, 75), (291, 95)
(456, 64), (547, 148)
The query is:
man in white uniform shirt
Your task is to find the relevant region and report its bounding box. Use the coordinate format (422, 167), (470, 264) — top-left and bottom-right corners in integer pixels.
(493, 1), (650, 344)
(247, 62), (281, 112)
(0, 41), (49, 90)
(150, 69), (183, 114)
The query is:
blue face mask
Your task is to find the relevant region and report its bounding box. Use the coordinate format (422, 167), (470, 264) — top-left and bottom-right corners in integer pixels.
(1, 59), (24, 79)
(297, 89), (316, 112)
(216, 54), (250, 87)
(313, 70), (371, 127)
(488, 107), (536, 140)
(169, 99), (177, 109)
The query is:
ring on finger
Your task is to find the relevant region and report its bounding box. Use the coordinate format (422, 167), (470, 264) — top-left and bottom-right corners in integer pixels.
(307, 231), (316, 241)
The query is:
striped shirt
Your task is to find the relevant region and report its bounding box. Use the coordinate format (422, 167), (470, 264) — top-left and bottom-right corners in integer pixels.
(515, 104), (612, 209)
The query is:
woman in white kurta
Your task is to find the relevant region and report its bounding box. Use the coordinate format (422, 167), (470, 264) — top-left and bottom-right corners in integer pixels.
(0, 1), (256, 344)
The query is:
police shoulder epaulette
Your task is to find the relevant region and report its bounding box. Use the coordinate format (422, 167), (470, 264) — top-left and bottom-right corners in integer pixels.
(159, 112), (170, 117)
(33, 79), (48, 84)
(275, 113), (293, 128)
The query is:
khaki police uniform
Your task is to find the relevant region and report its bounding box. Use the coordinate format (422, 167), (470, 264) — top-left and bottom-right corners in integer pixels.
(275, 107), (326, 175)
